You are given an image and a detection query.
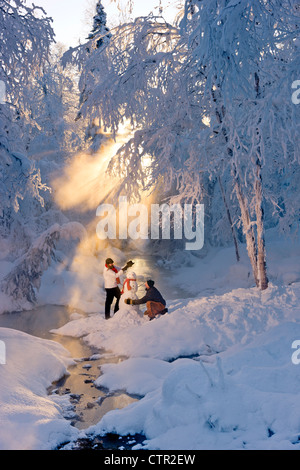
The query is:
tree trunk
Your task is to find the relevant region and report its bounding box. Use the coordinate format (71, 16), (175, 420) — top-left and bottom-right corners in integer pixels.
(253, 72), (268, 290)
(255, 158), (268, 290)
(218, 175), (240, 262)
(233, 172), (259, 287)
(212, 85), (241, 263)
(211, 73), (268, 290)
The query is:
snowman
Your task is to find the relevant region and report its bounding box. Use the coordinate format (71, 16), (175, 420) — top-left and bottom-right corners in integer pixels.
(119, 269), (140, 315)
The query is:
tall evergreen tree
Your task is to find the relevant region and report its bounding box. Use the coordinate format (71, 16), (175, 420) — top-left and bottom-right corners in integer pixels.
(64, 1), (113, 151)
(88, 1), (112, 49)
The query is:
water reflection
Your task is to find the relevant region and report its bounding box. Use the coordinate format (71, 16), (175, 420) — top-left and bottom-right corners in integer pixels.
(0, 305), (91, 357)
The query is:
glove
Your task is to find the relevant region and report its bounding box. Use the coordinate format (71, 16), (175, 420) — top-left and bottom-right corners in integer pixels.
(124, 299), (133, 305)
(122, 260), (134, 272)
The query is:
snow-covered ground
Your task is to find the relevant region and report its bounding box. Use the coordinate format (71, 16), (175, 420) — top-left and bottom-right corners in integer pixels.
(87, 320), (300, 450)
(0, 328), (79, 450)
(0, 230), (300, 450)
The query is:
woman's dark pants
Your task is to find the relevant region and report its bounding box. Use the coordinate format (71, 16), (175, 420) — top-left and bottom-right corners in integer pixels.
(105, 287), (121, 319)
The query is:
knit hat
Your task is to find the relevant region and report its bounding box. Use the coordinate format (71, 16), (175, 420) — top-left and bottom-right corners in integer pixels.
(147, 280), (155, 288)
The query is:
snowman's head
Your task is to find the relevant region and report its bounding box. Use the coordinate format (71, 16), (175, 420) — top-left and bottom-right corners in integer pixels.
(127, 270), (136, 280)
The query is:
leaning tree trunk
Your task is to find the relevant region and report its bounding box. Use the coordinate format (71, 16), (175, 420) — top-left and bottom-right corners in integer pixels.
(233, 169), (259, 288)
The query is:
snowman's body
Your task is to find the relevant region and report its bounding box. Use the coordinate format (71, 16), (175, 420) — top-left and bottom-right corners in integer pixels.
(119, 270), (140, 314)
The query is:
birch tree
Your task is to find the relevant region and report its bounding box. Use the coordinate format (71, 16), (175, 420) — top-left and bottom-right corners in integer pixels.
(177, 0), (300, 289)
(65, 0), (300, 289)
(0, 1), (82, 308)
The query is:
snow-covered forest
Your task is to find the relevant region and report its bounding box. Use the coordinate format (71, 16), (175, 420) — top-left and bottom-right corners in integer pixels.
(0, 0), (300, 452)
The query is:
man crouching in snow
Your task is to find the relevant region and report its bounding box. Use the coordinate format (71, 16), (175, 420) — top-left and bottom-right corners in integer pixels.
(125, 280), (168, 320)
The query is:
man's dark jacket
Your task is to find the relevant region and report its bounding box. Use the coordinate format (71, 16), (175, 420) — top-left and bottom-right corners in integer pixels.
(131, 286), (166, 306)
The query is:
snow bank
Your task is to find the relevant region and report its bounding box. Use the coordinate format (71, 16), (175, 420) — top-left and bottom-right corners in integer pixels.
(95, 357), (171, 396)
(51, 280), (300, 449)
(1, 231), (299, 450)
(0, 328), (79, 450)
(52, 282), (300, 361)
(85, 322), (300, 450)
(48, 233), (300, 450)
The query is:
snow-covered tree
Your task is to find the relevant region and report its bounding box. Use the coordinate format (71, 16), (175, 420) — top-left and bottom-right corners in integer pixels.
(0, 1), (86, 309)
(62, 1), (300, 289)
(0, 0), (55, 235)
(182, 0), (300, 289)
(0, 222), (86, 310)
(22, 43), (87, 161)
(0, 0), (54, 108)
(62, 1), (113, 152)
(88, 0), (112, 48)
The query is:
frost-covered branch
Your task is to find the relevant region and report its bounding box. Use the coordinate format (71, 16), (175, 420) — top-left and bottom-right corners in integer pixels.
(0, 0), (57, 243)
(59, 0), (299, 285)
(0, 0), (55, 105)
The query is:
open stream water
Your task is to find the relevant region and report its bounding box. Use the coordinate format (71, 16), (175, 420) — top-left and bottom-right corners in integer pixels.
(0, 254), (194, 449)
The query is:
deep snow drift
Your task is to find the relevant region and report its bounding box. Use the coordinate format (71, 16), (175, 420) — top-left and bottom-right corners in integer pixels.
(85, 320), (300, 450)
(51, 283), (300, 449)
(0, 328), (79, 450)
(51, 232), (300, 449)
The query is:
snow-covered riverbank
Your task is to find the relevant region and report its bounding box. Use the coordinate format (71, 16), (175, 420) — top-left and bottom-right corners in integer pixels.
(0, 327), (79, 450)
(52, 279), (300, 450)
(0, 232), (299, 450)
